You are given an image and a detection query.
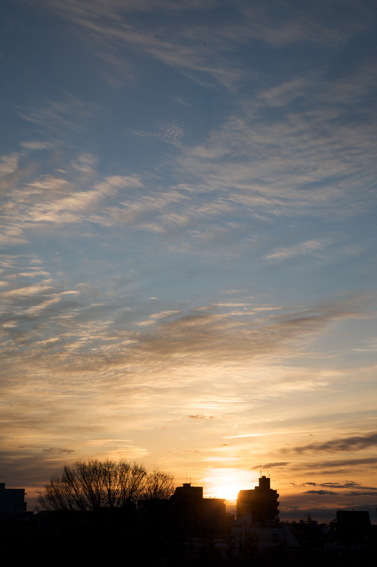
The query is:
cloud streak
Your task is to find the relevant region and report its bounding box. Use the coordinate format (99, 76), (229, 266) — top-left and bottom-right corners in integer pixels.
(293, 432), (377, 454)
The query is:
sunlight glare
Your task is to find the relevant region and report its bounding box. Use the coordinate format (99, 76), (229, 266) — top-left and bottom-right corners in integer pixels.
(202, 468), (257, 502)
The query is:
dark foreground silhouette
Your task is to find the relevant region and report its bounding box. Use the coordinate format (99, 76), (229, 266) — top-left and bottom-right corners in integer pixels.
(1, 496), (377, 566)
(1, 473), (376, 566)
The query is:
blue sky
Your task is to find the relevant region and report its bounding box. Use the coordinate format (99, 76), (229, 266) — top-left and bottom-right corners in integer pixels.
(1, 0), (377, 520)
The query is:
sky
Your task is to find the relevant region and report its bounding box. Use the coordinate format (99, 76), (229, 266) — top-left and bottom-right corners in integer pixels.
(1, 0), (377, 522)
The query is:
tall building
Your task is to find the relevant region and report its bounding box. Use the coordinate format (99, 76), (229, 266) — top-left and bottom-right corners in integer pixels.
(170, 483), (226, 535)
(237, 475), (279, 525)
(0, 483), (27, 521)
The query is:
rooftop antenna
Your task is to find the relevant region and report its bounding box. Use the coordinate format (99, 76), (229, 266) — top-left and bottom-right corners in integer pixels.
(260, 463), (262, 477)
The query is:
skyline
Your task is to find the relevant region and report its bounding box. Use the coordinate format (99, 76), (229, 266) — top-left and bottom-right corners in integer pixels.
(1, 0), (377, 521)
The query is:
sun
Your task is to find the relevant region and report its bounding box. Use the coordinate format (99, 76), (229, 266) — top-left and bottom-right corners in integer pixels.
(202, 468), (257, 502)
(212, 483), (241, 502)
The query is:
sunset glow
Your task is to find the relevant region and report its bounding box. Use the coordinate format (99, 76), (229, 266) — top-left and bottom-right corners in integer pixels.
(202, 469), (258, 502)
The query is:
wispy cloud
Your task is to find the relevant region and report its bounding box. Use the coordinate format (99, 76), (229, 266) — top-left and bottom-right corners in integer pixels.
(251, 462), (289, 469)
(0, 154), (20, 176)
(176, 81), (377, 223)
(320, 481), (377, 490)
(0, 156), (143, 244)
(1, 277), (368, 390)
(305, 489), (338, 495)
(264, 240), (325, 261)
(4, 43), (377, 251)
(293, 457), (377, 471)
(19, 141), (55, 151)
(1, 284), (54, 299)
(18, 95), (97, 138)
(131, 122), (187, 148)
(33, 0), (373, 92)
(188, 415), (215, 420)
(293, 432), (377, 454)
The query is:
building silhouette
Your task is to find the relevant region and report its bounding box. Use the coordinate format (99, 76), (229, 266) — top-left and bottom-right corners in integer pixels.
(0, 482), (27, 521)
(169, 483), (226, 536)
(237, 475), (279, 525)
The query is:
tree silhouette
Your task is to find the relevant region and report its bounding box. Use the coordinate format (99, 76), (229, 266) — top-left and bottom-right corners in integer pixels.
(142, 468), (175, 500)
(38, 459), (174, 512)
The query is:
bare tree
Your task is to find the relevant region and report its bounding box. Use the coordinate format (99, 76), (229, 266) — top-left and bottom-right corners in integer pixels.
(142, 469), (175, 500)
(38, 459), (152, 512)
